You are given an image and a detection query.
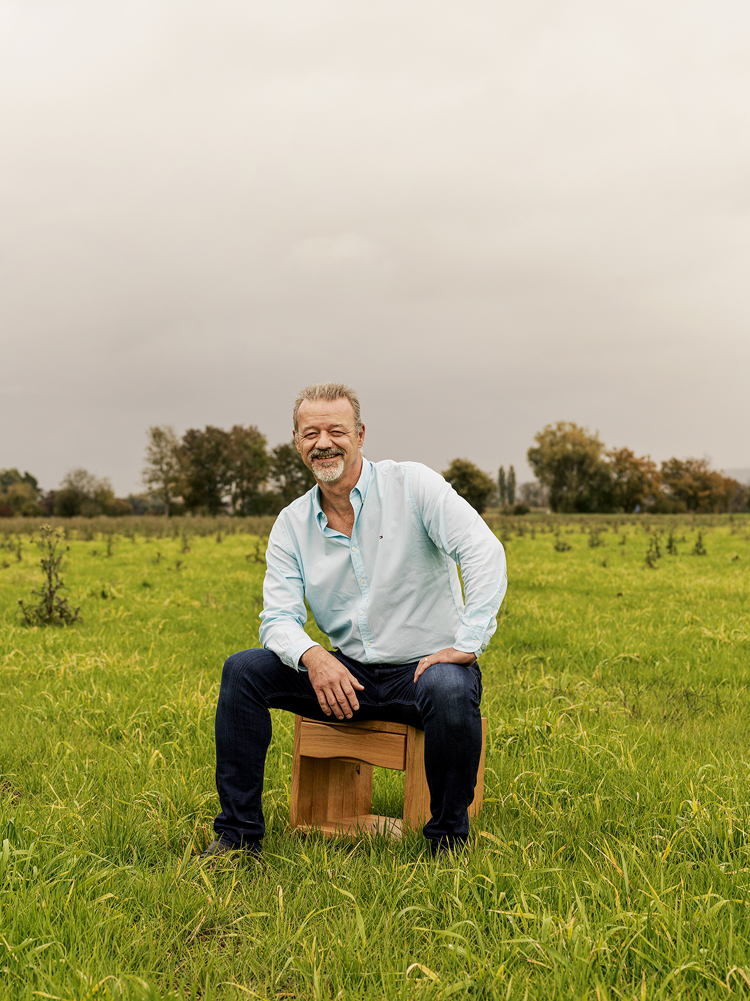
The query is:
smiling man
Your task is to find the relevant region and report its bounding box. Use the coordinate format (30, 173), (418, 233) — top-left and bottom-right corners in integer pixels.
(203, 382), (507, 859)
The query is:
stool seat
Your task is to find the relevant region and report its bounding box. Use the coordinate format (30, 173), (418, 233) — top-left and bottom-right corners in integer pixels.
(289, 715), (487, 839)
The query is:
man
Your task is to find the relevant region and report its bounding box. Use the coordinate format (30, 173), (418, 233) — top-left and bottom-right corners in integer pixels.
(202, 382), (507, 859)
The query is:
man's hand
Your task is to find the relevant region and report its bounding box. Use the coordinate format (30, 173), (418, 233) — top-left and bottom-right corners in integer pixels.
(301, 645), (365, 720)
(414, 647), (475, 683)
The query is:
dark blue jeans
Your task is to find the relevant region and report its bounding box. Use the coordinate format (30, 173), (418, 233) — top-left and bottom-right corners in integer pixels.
(213, 648), (483, 849)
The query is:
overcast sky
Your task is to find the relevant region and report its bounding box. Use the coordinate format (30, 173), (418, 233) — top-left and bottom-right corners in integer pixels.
(2, 0), (749, 495)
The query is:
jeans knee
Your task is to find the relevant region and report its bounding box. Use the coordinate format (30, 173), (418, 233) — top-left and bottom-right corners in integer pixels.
(417, 663), (479, 722)
(221, 648), (269, 694)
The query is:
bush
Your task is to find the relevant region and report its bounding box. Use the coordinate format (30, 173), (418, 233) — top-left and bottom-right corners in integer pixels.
(18, 525), (81, 627)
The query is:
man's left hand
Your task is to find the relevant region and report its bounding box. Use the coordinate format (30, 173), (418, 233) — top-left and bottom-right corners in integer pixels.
(414, 647), (475, 683)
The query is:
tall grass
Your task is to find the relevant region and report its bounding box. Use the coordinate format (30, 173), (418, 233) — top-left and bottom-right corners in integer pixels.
(1, 515), (749, 999)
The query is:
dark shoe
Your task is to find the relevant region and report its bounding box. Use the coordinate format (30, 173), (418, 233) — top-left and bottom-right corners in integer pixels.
(429, 837), (466, 859)
(198, 838), (260, 862)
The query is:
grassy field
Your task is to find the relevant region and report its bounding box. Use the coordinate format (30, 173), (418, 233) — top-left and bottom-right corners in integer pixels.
(1, 514), (749, 1000)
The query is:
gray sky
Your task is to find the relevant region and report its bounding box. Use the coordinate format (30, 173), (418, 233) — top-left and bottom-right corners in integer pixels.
(2, 0), (749, 496)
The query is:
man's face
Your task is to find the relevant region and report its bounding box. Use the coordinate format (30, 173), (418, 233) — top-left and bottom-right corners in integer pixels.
(295, 397), (365, 485)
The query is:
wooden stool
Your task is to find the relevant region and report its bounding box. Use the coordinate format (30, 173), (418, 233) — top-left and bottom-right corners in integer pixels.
(289, 715), (487, 838)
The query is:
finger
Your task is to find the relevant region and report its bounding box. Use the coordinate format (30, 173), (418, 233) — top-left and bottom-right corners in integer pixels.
(332, 685), (358, 718)
(324, 686), (348, 719)
(348, 673), (365, 692)
(334, 688), (352, 714)
(413, 659), (431, 683)
(341, 683), (360, 715)
(316, 689), (332, 716)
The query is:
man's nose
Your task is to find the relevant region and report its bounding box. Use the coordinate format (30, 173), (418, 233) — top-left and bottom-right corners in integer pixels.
(316, 430), (333, 449)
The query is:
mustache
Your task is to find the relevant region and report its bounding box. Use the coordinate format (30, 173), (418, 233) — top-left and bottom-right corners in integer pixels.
(310, 448), (345, 460)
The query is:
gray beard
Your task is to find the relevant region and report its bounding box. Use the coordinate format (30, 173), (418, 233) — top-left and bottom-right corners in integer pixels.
(312, 456), (345, 483)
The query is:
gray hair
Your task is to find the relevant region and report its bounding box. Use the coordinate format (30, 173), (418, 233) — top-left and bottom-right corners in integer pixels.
(293, 382), (362, 434)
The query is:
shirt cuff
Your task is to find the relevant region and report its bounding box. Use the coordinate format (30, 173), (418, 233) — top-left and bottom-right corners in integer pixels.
(453, 627), (488, 658)
(265, 632), (320, 671)
(290, 637), (320, 671)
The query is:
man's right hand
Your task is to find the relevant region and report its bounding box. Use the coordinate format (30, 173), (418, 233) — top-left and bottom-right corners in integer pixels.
(301, 646), (365, 720)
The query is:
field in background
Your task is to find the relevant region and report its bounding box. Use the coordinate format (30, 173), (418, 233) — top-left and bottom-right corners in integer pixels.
(1, 514), (749, 999)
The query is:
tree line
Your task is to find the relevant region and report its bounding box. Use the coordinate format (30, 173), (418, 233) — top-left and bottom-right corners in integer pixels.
(0, 425), (315, 519)
(1, 419), (747, 518)
(141, 425), (315, 516)
(442, 422), (748, 514)
(525, 421), (748, 514)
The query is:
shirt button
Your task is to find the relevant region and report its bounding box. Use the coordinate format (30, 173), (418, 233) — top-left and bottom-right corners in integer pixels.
(367, 642), (371, 647)
(359, 610), (364, 615)
(351, 547), (357, 553)
(360, 578), (365, 583)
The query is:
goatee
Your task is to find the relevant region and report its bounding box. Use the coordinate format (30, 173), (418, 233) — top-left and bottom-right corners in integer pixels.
(312, 456), (345, 483)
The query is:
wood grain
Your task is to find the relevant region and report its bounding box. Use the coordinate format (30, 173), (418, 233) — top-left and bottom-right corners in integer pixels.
(298, 721), (407, 770)
(300, 717), (408, 735)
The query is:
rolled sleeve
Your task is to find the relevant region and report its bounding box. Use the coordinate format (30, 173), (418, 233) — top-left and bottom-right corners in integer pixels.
(258, 520), (320, 670)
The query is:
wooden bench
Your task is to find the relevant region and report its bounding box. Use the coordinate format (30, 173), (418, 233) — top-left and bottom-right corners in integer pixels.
(289, 715), (487, 838)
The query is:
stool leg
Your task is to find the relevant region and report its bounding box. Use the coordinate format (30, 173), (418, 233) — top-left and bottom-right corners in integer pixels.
(291, 716), (374, 830)
(290, 715), (306, 827)
(468, 718), (488, 818)
(355, 762), (374, 820)
(403, 726), (431, 830)
(402, 720), (488, 830)
(328, 760), (373, 825)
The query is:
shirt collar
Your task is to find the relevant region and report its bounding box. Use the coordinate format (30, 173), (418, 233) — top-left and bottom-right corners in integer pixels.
(313, 456), (372, 530)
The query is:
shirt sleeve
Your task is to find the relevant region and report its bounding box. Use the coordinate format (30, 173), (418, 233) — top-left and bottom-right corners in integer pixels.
(258, 517), (319, 670)
(410, 463), (507, 657)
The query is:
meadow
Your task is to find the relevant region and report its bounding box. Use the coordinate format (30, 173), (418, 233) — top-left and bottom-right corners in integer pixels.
(1, 513), (749, 1000)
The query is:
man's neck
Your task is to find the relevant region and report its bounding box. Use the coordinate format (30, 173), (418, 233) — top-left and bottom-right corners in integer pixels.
(317, 453), (363, 520)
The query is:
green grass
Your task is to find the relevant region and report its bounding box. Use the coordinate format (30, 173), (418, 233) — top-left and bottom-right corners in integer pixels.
(1, 515), (749, 1000)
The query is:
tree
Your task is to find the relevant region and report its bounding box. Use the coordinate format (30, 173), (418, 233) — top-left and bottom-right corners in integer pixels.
(527, 422), (612, 513)
(180, 426), (231, 515)
(660, 458), (743, 512)
(54, 469), (115, 517)
(507, 465), (516, 505)
(607, 447), (661, 512)
(271, 441), (316, 507)
(442, 459), (496, 514)
(1, 469), (38, 492)
(226, 425), (270, 515)
(497, 467), (507, 507)
(0, 469), (42, 516)
(143, 426), (182, 516)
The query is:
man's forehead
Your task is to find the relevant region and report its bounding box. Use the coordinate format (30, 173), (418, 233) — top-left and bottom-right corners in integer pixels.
(297, 397), (356, 428)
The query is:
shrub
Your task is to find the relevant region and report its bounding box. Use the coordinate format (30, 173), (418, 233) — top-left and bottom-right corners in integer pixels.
(18, 525), (81, 627)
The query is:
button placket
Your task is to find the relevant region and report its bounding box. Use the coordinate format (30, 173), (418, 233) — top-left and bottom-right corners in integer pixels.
(350, 529), (375, 661)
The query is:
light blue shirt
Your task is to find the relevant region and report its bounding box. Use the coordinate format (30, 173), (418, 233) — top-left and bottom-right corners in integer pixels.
(259, 458), (508, 669)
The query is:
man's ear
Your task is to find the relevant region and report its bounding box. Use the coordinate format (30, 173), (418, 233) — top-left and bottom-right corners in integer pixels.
(358, 423), (366, 448)
(293, 431), (302, 456)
